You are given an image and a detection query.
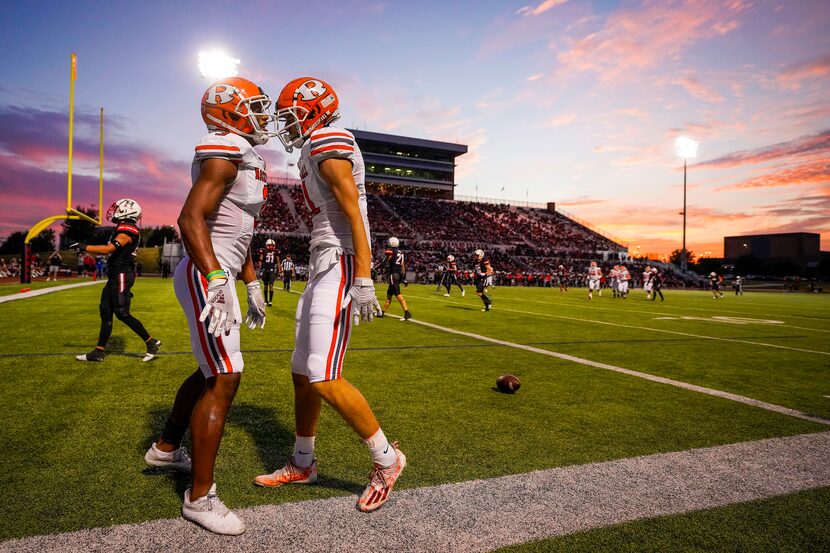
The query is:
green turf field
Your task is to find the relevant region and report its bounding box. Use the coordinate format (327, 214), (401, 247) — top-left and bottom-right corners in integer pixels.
(0, 277), (90, 296)
(0, 279), (828, 547)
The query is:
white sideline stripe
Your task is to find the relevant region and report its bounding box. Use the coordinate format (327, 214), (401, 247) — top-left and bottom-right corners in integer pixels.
(0, 280), (104, 303)
(2, 432), (829, 553)
(394, 315), (830, 426)
(409, 292), (830, 357)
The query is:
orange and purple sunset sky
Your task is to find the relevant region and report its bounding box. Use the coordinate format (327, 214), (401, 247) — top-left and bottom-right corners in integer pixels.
(0, 0), (827, 256)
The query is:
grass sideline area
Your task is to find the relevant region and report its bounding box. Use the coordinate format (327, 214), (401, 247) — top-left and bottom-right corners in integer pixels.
(0, 277), (92, 296)
(496, 487), (830, 552)
(0, 279), (828, 547)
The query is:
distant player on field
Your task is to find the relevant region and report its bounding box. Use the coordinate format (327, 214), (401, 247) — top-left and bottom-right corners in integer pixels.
(643, 266), (652, 299)
(734, 275), (744, 295)
(609, 265), (619, 298)
(650, 267), (664, 301)
(255, 77), (405, 514)
(379, 236), (412, 320)
(473, 249), (493, 311)
(587, 261), (602, 300)
(557, 264), (568, 293)
(442, 254), (465, 297)
(617, 265), (631, 299)
(710, 271), (724, 299)
(259, 238), (279, 306)
(72, 199), (161, 363)
(145, 77), (271, 535)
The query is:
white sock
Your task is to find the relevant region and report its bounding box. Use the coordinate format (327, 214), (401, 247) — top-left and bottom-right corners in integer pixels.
(293, 435), (315, 468)
(363, 428), (396, 467)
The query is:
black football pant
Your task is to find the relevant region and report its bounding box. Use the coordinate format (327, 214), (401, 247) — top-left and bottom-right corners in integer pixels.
(443, 273), (464, 294)
(651, 285), (664, 301)
(283, 275), (292, 291)
(97, 272), (151, 348)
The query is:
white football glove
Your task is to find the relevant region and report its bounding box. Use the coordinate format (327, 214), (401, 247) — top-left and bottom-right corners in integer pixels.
(199, 277), (236, 337)
(341, 277), (381, 325)
(244, 280), (267, 330)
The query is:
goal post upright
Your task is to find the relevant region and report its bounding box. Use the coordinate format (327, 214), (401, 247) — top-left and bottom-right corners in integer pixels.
(22, 53), (104, 283)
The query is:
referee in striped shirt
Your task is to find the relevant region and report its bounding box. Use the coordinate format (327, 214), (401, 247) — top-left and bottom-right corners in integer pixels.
(281, 255), (295, 291)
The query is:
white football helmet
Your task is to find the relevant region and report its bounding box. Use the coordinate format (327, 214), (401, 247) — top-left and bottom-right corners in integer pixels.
(447, 255), (455, 262)
(474, 249), (484, 260)
(387, 237), (399, 248)
(265, 239), (276, 250)
(710, 272), (717, 277)
(107, 198), (141, 223)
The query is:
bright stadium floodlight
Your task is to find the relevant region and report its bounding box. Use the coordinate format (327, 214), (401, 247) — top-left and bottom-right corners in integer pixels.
(674, 136), (699, 271)
(675, 136), (699, 159)
(198, 50), (240, 80)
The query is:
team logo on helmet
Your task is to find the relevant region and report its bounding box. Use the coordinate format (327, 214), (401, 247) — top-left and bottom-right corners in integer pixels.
(107, 198), (142, 223)
(200, 77), (274, 145)
(275, 76), (342, 152)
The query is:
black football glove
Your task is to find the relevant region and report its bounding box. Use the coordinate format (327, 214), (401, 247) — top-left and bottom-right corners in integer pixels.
(68, 242), (87, 253)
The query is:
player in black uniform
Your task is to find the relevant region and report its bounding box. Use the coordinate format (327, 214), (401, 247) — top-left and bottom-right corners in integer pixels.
(473, 249), (493, 312)
(259, 238), (279, 306)
(442, 255), (465, 297)
(650, 267), (664, 301)
(72, 199), (161, 362)
(709, 271), (724, 299)
(557, 264), (568, 293)
(379, 237), (411, 320)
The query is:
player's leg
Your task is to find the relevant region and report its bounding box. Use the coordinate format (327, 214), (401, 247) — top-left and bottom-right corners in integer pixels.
(396, 293), (411, 320)
(112, 272), (160, 356)
(77, 280), (114, 361)
(255, 283), (321, 487)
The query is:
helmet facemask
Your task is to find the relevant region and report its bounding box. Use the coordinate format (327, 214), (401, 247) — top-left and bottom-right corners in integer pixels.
(205, 88), (276, 145)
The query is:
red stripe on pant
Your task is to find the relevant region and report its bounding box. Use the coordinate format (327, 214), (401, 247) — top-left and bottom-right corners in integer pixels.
(334, 256), (354, 379)
(197, 271), (233, 372)
(186, 260), (218, 376)
(324, 256), (347, 379)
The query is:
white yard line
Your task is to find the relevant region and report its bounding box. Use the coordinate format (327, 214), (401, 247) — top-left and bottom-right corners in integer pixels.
(392, 314), (830, 425)
(0, 280), (104, 303)
(3, 431), (829, 553)
(407, 292), (830, 357)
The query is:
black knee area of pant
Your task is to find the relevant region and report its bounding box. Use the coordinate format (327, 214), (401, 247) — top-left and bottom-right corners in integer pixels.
(161, 417), (188, 447)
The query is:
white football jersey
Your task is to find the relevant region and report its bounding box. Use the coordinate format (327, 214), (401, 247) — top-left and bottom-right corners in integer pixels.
(588, 266), (602, 280)
(191, 132), (267, 276)
(297, 127), (371, 252)
(643, 270), (651, 282)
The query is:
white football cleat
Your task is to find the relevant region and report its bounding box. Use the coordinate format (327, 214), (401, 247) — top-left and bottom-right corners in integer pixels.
(356, 442), (406, 513)
(443, 293), (450, 297)
(461, 290), (465, 297)
(182, 483), (245, 535)
(144, 442), (192, 472)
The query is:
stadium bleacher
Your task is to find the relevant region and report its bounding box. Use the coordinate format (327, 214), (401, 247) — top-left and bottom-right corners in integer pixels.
(250, 183), (700, 285)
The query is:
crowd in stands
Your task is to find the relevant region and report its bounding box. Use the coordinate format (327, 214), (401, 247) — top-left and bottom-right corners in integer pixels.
(251, 183), (688, 287)
(257, 188), (300, 234)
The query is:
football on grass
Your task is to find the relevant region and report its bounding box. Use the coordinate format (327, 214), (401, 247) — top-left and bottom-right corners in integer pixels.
(496, 374), (521, 394)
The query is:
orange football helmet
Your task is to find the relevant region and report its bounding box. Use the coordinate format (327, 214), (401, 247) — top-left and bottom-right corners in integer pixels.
(201, 77), (274, 145)
(275, 77), (341, 152)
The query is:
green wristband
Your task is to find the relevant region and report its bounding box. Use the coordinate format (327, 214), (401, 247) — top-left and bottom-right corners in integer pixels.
(206, 270), (227, 281)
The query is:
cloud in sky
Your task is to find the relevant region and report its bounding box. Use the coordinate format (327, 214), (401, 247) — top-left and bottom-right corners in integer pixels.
(517, 0), (569, 17)
(776, 54), (830, 90)
(696, 130), (830, 169)
(552, 0), (749, 81)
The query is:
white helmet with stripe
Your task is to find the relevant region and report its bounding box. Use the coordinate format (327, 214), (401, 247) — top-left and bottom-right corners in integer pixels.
(387, 237), (399, 248)
(107, 198), (141, 223)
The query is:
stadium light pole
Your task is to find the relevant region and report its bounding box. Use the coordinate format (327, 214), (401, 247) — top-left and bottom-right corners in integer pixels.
(675, 137), (698, 271)
(198, 50), (240, 80)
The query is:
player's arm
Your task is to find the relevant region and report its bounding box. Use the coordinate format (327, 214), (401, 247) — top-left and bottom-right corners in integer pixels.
(76, 232), (133, 255)
(178, 158), (237, 276)
(320, 156), (380, 323)
(320, 158), (370, 278)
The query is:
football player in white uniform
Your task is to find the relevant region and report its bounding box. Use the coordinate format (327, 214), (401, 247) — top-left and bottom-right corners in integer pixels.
(609, 265), (619, 298)
(642, 266), (652, 299)
(587, 261), (602, 300)
(618, 265), (631, 298)
(144, 77), (271, 535)
(255, 77), (405, 513)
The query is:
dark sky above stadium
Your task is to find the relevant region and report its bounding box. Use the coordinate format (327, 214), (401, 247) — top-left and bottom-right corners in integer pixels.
(0, 0), (827, 256)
